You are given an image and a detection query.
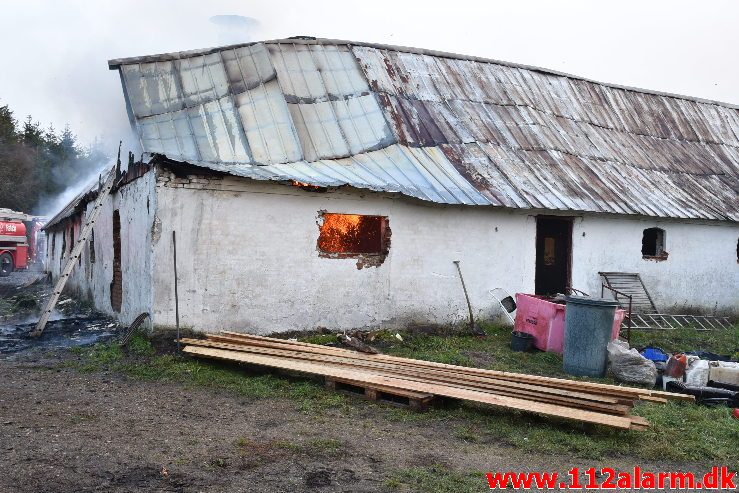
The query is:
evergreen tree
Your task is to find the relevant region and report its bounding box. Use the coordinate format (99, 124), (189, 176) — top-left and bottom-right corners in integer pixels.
(21, 115), (44, 149)
(0, 103), (111, 214)
(0, 105), (17, 145)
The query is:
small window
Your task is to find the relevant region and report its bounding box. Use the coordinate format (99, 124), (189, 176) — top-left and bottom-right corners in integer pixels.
(642, 227), (667, 260)
(317, 212), (390, 268)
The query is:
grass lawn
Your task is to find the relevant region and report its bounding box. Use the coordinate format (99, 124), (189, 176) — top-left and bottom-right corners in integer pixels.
(66, 323), (739, 466)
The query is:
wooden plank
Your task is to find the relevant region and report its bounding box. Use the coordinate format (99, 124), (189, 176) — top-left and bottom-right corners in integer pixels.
(212, 332), (681, 401)
(183, 345), (639, 429)
(187, 338), (635, 413)
(211, 333), (641, 397)
(182, 339), (633, 415)
(637, 395), (668, 404)
(190, 338), (629, 405)
(628, 415), (650, 430)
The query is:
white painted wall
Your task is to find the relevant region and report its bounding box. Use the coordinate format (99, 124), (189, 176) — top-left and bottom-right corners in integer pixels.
(48, 166), (738, 333)
(46, 171), (156, 325)
(151, 171), (535, 333)
(572, 216), (739, 315)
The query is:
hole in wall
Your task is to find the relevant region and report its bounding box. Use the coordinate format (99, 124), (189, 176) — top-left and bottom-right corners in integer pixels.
(642, 227), (668, 260)
(317, 212), (390, 269)
(110, 210), (122, 312)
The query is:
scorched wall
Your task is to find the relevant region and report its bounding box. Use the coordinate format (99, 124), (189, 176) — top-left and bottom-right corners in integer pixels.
(46, 170), (156, 325)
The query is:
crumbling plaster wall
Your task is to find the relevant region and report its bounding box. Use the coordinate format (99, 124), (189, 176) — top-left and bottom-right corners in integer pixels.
(151, 170), (535, 333)
(46, 170), (156, 325)
(571, 216), (739, 316)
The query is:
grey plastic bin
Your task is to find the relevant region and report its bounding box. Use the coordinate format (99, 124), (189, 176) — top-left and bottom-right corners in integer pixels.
(563, 295), (619, 377)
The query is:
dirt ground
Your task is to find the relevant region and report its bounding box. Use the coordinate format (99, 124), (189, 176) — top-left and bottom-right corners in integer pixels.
(0, 273), (724, 493)
(0, 353), (714, 493)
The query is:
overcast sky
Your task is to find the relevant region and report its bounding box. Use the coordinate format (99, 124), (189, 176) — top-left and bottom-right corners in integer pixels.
(1, 0), (737, 153)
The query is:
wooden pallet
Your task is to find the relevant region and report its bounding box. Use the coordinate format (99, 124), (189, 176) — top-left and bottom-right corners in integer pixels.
(325, 376), (435, 411)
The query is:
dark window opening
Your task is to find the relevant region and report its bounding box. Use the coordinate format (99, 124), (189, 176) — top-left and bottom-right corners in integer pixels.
(68, 221), (81, 266)
(89, 229), (95, 263)
(110, 210), (122, 312)
(317, 213), (390, 268)
(642, 227), (667, 259)
(60, 229), (66, 269)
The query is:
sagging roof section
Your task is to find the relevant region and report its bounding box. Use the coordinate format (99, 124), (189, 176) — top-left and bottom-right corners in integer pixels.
(109, 38), (739, 221)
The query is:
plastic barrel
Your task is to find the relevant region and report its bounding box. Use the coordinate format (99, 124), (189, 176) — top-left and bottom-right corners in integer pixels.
(562, 295), (619, 377)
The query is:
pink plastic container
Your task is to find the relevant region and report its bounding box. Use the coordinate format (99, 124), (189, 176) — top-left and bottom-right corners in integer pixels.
(513, 293), (624, 354)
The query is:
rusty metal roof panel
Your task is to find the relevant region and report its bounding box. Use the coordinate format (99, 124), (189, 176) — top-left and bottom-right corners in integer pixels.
(111, 38), (739, 221)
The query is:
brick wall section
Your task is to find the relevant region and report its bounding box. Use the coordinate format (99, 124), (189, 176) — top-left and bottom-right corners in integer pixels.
(156, 169), (225, 190)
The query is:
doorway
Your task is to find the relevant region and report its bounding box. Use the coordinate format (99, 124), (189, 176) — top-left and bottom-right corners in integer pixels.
(535, 216), (572, 296)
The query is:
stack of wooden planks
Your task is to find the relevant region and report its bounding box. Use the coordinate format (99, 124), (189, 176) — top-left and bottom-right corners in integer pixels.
(181, 332), (693, 431)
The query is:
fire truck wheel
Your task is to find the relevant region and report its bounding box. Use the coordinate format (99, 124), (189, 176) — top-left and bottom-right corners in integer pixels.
(0, 252), (13, 277)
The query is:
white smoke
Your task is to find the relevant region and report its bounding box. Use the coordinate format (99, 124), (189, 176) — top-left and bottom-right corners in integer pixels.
(209, 15), (261, 45)
(37, 168), (105, 221)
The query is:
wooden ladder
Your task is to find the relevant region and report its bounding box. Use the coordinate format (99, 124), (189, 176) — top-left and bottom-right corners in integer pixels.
(30, 167), (117, 337)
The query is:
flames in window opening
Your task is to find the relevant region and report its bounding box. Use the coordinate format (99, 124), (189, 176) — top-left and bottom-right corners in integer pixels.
(318, 213), (386, 255)
(291, 180), (326, 192)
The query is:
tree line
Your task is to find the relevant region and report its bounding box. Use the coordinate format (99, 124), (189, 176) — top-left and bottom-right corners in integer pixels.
(0, 103), (110, 216)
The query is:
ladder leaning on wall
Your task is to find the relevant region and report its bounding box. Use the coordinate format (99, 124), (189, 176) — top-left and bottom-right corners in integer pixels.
(29, 166), (118, 338)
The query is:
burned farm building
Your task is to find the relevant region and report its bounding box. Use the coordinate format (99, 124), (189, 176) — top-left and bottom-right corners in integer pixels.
(43, 38), (739, 332)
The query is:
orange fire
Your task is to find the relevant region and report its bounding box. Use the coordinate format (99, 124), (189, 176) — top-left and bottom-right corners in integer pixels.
(291, 180), (325, 192)
(318, 213), (383, 254)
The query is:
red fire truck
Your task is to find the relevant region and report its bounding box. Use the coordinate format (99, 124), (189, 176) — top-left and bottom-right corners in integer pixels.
(0, 208), (46, 277)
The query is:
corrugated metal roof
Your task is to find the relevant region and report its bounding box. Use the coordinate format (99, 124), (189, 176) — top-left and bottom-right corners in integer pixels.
(109, 38), (739, 221)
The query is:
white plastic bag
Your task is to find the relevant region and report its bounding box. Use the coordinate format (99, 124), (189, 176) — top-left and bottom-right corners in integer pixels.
(684, 359), (710, 387)
(607, 340), (657, 387)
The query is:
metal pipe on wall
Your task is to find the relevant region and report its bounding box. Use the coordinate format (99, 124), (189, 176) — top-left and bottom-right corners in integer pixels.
(173, 230), (180, 352)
